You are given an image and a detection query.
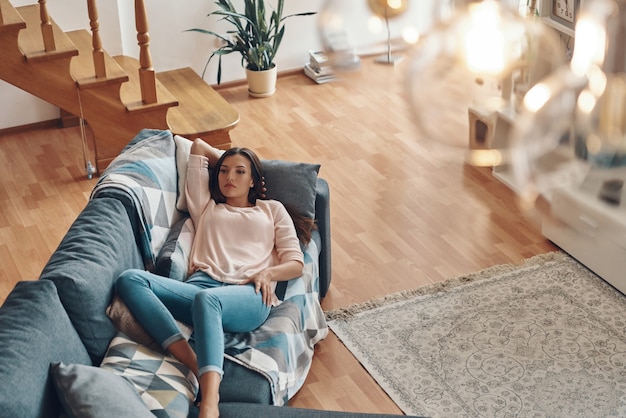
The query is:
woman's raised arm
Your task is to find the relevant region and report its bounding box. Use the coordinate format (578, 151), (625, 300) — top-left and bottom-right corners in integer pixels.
(190, 138), (223, 168)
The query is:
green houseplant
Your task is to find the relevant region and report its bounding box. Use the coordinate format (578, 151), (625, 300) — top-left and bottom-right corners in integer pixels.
(189, 0), (316, 96)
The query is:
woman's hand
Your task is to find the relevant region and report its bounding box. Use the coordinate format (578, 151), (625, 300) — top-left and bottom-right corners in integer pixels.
(242, 261), (303, 305)
(242, 270), (274, 306)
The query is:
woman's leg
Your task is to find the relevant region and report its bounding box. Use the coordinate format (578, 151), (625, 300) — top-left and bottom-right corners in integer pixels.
(115, 269), (202, 372)
(192, 283), (271, 417)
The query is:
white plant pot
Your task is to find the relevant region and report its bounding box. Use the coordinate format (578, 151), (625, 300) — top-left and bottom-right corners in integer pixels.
(246, 65), (277, 98)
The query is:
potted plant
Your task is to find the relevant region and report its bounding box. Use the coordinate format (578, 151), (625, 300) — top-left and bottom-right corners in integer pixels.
(189, 0), (316, 97)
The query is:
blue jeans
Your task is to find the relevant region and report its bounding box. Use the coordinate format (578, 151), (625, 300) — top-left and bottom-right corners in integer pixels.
(115, 269), (271, 377)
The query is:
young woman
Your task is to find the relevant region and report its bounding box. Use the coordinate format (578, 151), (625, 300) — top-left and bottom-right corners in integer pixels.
(115, 139), (305, 418)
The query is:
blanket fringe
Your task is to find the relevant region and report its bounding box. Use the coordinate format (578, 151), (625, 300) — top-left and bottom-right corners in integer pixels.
(325, 251), (567, 321)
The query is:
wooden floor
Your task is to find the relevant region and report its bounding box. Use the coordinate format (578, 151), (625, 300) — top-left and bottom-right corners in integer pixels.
(0, 57), (556, 415)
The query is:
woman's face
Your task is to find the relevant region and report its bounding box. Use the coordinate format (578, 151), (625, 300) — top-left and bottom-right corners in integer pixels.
(218, 154), (254, 207)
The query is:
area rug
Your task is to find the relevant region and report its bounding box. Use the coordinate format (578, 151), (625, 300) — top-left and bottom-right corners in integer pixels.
(327, 252), (626, 418)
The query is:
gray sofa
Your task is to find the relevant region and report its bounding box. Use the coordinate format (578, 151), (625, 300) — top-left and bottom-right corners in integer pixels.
(0, 130), (417, 418)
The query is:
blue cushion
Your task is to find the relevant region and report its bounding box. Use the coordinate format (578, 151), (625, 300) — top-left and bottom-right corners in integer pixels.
(50, 362), (154, 418)
(0, 280), (91, 418)
(40, 198), (144, 362)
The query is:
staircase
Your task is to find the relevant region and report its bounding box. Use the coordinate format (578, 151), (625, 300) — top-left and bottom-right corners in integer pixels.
(0, 0), (239, 174)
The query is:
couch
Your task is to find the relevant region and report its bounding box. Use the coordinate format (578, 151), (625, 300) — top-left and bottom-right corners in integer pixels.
(0, 129), (419, 418)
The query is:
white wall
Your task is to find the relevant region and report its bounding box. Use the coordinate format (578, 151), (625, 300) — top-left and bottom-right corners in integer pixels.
(0, 0), (433, 130)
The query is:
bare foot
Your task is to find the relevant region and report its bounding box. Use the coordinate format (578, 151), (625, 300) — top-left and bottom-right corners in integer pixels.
(198, 401), (219, 418)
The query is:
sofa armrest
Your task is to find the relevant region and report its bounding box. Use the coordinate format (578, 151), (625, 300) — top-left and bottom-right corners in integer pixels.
(40, 197), (145, 362)
(0, 280), (92, 418)
(315, 178), (332, 298)
(216, 403), (425, 417)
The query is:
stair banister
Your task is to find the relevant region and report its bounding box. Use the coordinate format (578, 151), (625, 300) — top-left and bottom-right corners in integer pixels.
(38, 0), (56, 52)
(87, 0), (106, 78)
(134, 0), (157, 104)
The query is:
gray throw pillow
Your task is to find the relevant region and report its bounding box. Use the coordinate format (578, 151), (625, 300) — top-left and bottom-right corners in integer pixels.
(50, 362), (154, 418)
(262, 160), (321, 219)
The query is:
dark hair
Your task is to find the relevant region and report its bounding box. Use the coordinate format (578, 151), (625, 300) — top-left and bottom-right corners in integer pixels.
(209, 147), (317, 244)
(284, 203), (317, 245)
(209, 147), (264, 205)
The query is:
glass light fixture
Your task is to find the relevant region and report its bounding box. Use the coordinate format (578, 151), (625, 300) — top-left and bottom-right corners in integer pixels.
(403, 0), (566, 166)
(318, 0), (422, 70)
(508, 0), (626, 207)
(368, 0), (410, 64)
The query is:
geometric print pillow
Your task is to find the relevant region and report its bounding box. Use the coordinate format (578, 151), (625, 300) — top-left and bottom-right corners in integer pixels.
(100, 332), (198, 418)
(154, 216), (195, 281)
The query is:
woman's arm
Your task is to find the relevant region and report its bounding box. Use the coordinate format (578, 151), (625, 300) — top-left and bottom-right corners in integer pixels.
(190, 138), (223, 167)
(186, 139), (221, 222)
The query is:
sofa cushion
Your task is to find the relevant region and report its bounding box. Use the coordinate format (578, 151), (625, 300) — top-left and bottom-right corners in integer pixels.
(50, 362), (154, 418)
(40, 197), (144, 362)
(100, 332), (198, 418)
(262, 160), (321, 220)
(174, 134), (193, 211)
(0, 280), (92, 418)
(154, 215), (195, 281)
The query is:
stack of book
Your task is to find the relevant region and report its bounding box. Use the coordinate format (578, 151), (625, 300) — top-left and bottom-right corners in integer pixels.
(304, 50), (338, 84)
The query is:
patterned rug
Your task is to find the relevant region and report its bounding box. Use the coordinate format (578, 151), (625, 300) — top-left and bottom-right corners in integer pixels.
(327, 252), (626, 418)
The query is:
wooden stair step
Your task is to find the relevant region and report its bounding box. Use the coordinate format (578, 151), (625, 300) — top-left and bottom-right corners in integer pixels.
(66, 29), (128, 89)
(157, 67), (239, 142)
(0, 0), (26, 32)
(113, 55), (179, 114)
(16, 5), (78, 62)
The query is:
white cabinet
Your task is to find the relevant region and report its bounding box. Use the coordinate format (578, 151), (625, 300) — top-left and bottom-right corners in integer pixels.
(542, 168), (626, 294)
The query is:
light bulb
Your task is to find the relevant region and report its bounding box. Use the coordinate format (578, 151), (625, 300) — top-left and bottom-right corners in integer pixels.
(404, 0), (565, 165)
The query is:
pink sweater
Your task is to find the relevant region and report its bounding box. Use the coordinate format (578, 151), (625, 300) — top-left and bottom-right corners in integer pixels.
(185, 154), (303, 285)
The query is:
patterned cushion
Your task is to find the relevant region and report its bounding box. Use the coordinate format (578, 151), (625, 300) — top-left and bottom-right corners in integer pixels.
(154, 215), (195, 281)
(100, 332), (198, 418)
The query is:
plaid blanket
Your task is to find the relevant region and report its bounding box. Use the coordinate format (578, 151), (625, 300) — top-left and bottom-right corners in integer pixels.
(91, 129), (328, 405)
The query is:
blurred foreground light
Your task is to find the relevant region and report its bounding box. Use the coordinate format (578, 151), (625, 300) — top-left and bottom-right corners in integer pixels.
(404, 0), (565, 165)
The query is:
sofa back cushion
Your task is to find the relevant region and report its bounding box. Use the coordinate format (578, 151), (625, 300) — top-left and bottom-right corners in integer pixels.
(0, 280), (92, 418)
(40, 197), (144, 362)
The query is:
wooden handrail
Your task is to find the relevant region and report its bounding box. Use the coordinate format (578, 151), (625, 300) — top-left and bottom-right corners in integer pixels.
(38, 0), (55, 51)
(87, 0), (106, 78)
(134, 0), (157, 104)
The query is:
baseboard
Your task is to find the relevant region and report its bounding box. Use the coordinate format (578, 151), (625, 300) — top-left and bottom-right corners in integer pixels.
(212, 68), (304, 91)
(0, 118), (62, 136)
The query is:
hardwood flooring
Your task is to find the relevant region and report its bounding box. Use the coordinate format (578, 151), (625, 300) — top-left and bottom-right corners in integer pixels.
(0, 57), (556, 415)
